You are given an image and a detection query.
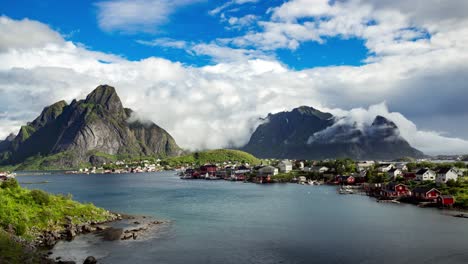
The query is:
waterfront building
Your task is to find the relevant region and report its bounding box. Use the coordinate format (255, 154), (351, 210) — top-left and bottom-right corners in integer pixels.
(436, 167), (458, 184)
(415, 168), (436, 181)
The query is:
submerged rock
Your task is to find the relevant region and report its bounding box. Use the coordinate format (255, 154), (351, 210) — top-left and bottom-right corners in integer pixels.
(83, 256), (97, 264)
(100, 227), (123, 241)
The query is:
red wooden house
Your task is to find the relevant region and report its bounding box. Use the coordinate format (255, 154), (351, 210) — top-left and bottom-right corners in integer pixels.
(412, 187), (441, 201)
(403, 172), (416, 181)
(380, 183), (411, 198)
(335, 176), (355, 185)
(438, 195), (455, 206)
(200, 165), (217, 176)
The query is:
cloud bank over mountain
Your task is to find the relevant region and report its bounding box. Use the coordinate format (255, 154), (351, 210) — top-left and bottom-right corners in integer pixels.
(1, 0), (468, 155)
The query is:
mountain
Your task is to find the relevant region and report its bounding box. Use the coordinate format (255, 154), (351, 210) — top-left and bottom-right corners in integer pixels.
(242, 106), (424, 160)
(0, 85), (182, 168)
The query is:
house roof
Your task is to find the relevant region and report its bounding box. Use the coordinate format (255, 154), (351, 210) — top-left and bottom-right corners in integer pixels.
(416, 168), (433, 175)
(412, 186), (440, 194)
(385, 182), (406, 190)
(279, 160), (292, 165)
(436, 167), (453, 174)
(378, 163), (393, 168)
(403, 172), (416, 178)
(259, 165), (276, 171)
(387, 168), (399, 173)
(439, 195), (454, 199)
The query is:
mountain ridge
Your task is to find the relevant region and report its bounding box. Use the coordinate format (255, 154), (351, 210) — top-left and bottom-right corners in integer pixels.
(242, 106), (424, 160)
(0, 85), (182, 168)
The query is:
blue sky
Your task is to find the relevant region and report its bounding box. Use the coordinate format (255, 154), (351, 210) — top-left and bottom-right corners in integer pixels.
(0, 0), (368, 68)
(1, 0), (468, 154)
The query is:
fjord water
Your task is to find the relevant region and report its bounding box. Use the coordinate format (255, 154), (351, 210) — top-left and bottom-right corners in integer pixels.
(19, 172), (468, 264)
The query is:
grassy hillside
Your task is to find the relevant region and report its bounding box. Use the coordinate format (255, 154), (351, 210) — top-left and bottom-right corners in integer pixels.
(163, 149), (261, 167)
(0, 179), (114, 241)
(0, 229), (41, 263)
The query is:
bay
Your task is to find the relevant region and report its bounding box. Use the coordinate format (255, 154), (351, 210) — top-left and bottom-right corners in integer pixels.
(18, 171), (468, 264)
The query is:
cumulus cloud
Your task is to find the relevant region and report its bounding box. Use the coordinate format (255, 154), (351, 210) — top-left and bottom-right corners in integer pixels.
(95, 0), (203, 33)
(0, 11), (468, 155)
(137, 38), (273, 63)
(0, 16), (63, 51)
(325, 103), (468, 155)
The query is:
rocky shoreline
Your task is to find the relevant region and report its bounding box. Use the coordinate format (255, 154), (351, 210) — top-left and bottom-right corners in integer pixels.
(9, 213), (167, 264)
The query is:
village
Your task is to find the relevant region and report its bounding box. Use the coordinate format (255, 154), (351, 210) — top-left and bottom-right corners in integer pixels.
(177, 159), (468, 211)
(2, 156), (468, 213)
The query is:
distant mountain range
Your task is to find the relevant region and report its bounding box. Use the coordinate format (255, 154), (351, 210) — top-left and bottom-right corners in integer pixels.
(0, 85), (182, 168)
(242, 106), (424, 160)
(0, 87), (426, 168)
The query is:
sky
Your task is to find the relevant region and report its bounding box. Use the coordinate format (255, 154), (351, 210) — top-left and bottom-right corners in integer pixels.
(0, 0), (468, 155)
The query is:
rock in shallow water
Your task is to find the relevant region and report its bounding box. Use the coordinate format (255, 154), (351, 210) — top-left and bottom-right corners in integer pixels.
(83, 256), (97, 264)
(100, 227), (123, 241)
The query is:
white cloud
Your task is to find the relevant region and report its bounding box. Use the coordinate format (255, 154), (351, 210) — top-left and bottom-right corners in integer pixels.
(326, 103), (468, 155)
(1, 12), (468, 155)
(137, 38), (273, 63)
(0, 16), (64, 51)
(95, 0), (202, 33)
(136, 38), (188, 49)
(209, 0), (258, 16)
(227, 14), (258, 30)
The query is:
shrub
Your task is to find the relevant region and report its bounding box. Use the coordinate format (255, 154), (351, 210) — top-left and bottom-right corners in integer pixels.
(1, 178), (19, 189)
(14, 223), (27, 236)
(30, 190), (50, 205)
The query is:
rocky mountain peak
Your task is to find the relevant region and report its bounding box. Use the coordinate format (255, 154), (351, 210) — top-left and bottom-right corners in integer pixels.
(0, 85), (182, 167)
(371, 115), (397, 128)
(292, 106), (333, 120)
(5, 133), (16, 142)
(31, 100), (68, 128)
(85, 85), (124, 113)
(243, 107), (424, 160)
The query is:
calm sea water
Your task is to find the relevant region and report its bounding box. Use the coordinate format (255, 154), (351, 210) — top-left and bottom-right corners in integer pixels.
(18, 171), (468, 264)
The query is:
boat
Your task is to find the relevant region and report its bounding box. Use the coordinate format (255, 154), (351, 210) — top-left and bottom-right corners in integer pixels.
(454, 214), (468, 219)
(338, 186), (354, 194)
(377, 199), (400, 204)
(308, 180), (321, 186)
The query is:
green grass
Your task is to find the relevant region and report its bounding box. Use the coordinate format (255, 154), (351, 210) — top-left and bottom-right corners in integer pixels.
(18, 126), (36, 142)
(0, 179), (114, 241)
(12, 151), (90, 171)
(0, 229), (41, 264)
(162, 149), (261, 167)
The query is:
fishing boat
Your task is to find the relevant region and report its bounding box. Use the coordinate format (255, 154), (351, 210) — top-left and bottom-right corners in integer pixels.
(454, 214), (468, 219)
(180, 174), (193, 179)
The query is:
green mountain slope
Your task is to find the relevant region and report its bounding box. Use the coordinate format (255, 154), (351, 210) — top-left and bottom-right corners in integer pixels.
(163, 149), (261, 166)
(0, 85), (183, 169)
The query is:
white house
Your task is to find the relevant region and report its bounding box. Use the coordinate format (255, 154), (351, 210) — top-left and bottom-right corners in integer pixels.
(298, 162), (304, 170)
(436, 168), (458, 184)
(357, 161), (375, 171)
(386, 168), (403, 180)
(311, 166), (329, 174)
(377, 163), (395, 173)
(258, 166), (279, 176)
(278, 160), (293, 173)
(415, 168), (436, 181)
(395, 163), (408, 171)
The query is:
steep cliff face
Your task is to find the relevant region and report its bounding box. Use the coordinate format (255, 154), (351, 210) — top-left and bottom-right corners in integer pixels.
(0, 85), (182, 166)
(242, 107), (424, 160)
